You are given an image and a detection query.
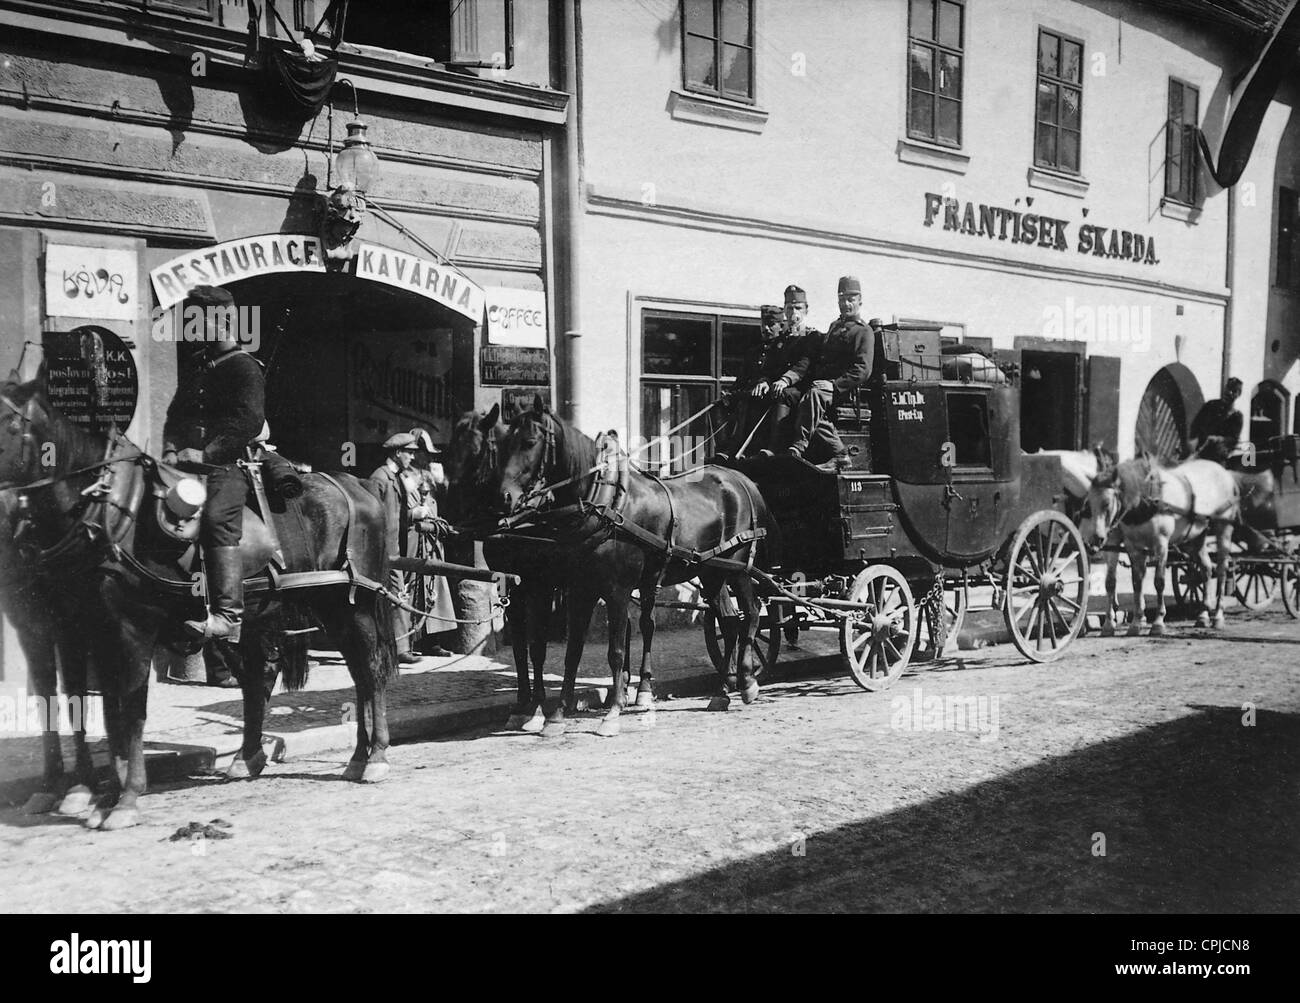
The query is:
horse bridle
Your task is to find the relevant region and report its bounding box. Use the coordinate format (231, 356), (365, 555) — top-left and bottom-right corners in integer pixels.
(508, 410), (560, 514)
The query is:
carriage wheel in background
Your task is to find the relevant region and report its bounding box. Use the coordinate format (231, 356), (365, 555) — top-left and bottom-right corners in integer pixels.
(841, 565), (916, 691)
(703, 602), (779, 684)
(1004, 511), (1090, 663)
(1170, 561), (1207, 612)
(1231, 554), (1279, 611)
(1281, 562), (1300, 619)
(912, 580), (967, 662)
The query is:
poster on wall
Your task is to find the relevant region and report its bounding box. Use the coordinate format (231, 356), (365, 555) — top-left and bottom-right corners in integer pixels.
(486, 287), (547, 347)
(481, 345), (550, 386)
(44, 244), (138, 322)
(501, 387), (553, 421)
(347, 327), (456, 449)
(42, 326), (139, 434)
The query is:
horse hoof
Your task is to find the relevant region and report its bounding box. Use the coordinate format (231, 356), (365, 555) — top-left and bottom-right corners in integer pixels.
(99, 806), (140, 831)
(1149, 621), (1166, 637)
(707, 695), (731, 712)
(1099, 622), (1116, 638)
(341, 760), (366, 782)
(504, 712), (529, 731)
(56, 786), (94, 817)
(520, 707), (546, 734)
(226, 747), (268, 780)
(361, 762), (390, 784)
(595, 717), (621, 738)
(634, 689), (655, 709)
(741, 680), (760, 705)
(1125, 623), (1142, 637)
(1195, 614), (1211, 629)
(1213, 615), (1227, 630)
(540, 720), (568, 739)
(21, 791), (60, 815)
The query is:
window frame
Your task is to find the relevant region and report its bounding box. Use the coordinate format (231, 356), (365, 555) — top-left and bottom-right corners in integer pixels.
(1165, 77), (1201, 206)
(1033, 27), (1085, 176)
(679, 0), (757, 105)
(906, 0), (966, 149)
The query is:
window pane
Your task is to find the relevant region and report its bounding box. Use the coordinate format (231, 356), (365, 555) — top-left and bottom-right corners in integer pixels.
(721, 43), (751, 96)
(643, 315), (713, 376)
(1038, 32), (1058, 76)
(684, 0), (715, 37)
(1168, 80), (1184, 122)
(939, 51), (961, 97)
(640, 382), (718, 475)
(938, 0), (963, 48)
(1187, 86), (1199, 124)
(910, 43), (935, 92)
(1166, 153), (1181, 200)
(1061, 85), (1080, 129)
(1037, 81), (1058, 125)
(910, 90), (935, 137)
(910, 0), (935, 40)
(721, 0), (750, 44)
(1061, 39), (1082, 83)
(721, 321), (757, 378)
(938, 97), (960, 144)
(1061, 129), (1080, 172)
(685, 34), (718, 89)
(1036, 124), (1057, 166)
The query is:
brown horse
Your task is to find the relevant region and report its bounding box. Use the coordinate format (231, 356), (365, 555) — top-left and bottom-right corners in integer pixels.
(0, 375), (396, 830)
(1087, 447), (1238, 634)
(493, 398), (776, 736)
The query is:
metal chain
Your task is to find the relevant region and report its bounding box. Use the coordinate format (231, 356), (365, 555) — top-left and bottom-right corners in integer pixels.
(919, 573), (949, 653)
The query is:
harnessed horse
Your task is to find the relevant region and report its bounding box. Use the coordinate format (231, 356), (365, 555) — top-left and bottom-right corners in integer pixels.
(0, 374), (397, 830)
(492, 397), (777, 736)
(1087, 447), (1238, 635)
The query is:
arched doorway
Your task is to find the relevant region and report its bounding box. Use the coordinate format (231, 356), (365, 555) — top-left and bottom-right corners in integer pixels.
(1135, 364), (1203, 461)
(1249, 380), (1289, 449)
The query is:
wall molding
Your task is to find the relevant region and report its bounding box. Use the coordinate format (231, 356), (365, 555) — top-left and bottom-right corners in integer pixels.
(1027, 166), (1091, 199)
(897, 138), (971, 175)
(666, 90), (769, 134)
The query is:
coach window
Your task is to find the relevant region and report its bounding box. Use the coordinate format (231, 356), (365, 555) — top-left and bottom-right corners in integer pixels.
(1035, 29), (1084, 174)
(908, 0), (965, 147)
(946, 391), (992, 468)
(641, 310), (756, 474)
(681, 0), (756, 103)
(1165, 79), (1200, 206)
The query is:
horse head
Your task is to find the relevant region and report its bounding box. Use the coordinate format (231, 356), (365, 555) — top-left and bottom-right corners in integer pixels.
(1086, 447), (1125, 548)
(0, 373), (50, 487)
(498, 401), (554, 515)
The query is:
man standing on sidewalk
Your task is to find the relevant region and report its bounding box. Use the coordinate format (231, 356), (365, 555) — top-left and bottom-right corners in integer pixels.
(369, 432), (430, 666)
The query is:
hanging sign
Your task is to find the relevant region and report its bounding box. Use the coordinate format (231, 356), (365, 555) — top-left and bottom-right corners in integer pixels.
(150, 234), (327, 308)
(486, 287), (547, 347)
(353, 242), (485, 322)
(481, 345), (550, 387)
(42, 326), (139, 434)
(45, 245), (138, 321)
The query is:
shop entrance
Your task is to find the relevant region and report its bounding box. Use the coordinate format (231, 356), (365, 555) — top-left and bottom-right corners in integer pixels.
(1135, 364), (1202, 462)
(1019, 349), (1081, 452)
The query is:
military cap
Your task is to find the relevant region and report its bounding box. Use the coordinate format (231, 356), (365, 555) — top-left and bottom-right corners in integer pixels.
(784, 284), (808, 306)
(382, 431), (419, 450)
(408, 428), (443, 455)
(760, 304), (783, 322)
(838, 276), (862, 296)
(187, 284), (236, 308)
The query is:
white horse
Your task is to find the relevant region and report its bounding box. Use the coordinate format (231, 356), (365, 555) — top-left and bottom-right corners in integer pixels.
(1086, 447), (1239, 635)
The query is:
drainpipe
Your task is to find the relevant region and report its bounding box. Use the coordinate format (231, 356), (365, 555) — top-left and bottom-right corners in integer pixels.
(1222, 179), (1236, 392)
(561, 0), (583, 428)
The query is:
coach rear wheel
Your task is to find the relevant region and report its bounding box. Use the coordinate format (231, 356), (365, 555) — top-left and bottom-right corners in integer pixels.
(1232, 555), (1279, 611)
(1281, 562), (1300, 619)
(913, 580), (967, 662)
(841, 565), (916, 691)
(1004, 511), (1090, 663)
(703, 602), (779, 684)
(1171, 562), (1207, 611)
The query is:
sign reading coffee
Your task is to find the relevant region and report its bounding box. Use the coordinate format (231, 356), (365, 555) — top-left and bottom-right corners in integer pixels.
(922, 193), (1159, 265)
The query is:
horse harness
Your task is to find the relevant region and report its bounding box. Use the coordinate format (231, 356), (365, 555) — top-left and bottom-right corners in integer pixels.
(1120, 465), (1237, 547)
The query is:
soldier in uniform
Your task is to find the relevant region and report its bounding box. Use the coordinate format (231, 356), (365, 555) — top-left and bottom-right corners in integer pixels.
(760, 284), (818, 455)
(162, 285), (265, 643)
(713, 304), (784, 461)
(785, 275), (874, 464)
(1189, 377), (1245, 464)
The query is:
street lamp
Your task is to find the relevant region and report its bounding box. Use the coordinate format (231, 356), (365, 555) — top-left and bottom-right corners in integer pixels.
(320, 81), (381, 262)
(334, 117), (380, 194)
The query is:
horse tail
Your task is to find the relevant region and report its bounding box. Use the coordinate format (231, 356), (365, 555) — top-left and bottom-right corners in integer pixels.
(372, 586), (399, 686)
(275, 602), (316, 692)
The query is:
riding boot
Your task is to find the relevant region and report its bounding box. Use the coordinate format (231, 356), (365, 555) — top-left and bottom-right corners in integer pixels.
(184, 546), (245, 643)
(770, 402), (794, 453)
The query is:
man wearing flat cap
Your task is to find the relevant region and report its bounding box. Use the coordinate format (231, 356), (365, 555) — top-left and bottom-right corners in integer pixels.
(163, 284), (265, 643)
(369, 431), (433, 664)
(406, 428), (455, 657)
(786, 276), (874, 463)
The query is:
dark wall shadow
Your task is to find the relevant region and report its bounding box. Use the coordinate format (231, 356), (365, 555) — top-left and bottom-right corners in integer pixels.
(585, 704), (1300, 912)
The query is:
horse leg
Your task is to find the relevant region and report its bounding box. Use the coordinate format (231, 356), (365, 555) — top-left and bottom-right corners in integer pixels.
(699, 578), (733, 712)
(543, 590), (597, 738)
(1149, 540), (1169, 637)
(519, 586), (551, 734)
(18, 626), (64, 815)
(1194, 538), (1215, 628)
(227, 637), (269, 779)
(634, 580), (659, 709)
(1100, 549), (1119, 637)
(503, 583), (534, 730)
(1212, 526), (1231, 629)
(733, 575), (761, 705)
(597, 592), (632, 738)
(1127, 548), (1147, 637)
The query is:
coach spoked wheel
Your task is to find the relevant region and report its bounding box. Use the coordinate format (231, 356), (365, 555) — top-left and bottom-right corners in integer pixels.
(1004, 510), (1090, 663)
(1280, 561), (1300, 619)
(703, 601), (779, 685)
(1231, 549), (1278, 611)
(1171, 562), (1207, 612)
(841, 565), (916, 691)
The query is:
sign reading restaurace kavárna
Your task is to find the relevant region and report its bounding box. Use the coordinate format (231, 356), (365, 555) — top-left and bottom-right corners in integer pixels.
(922, 193), (1159, 265)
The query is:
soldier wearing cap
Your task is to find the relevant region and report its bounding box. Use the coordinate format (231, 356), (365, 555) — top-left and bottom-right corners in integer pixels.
(162, 284), (266, 643)
(785, 276), (874, 463)
(1189, 377), (1245, 464)
(369, 431), (433, 664)
(764, 284), (819, 454)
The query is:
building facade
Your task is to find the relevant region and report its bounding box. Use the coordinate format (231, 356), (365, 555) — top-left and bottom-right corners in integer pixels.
(568, 0), (1300, 468)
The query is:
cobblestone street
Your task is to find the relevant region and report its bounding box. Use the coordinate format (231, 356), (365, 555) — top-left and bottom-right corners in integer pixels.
(3, 614), (1297, 913)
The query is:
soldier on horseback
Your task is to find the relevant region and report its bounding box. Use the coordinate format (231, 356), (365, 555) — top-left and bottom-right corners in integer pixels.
(161, 284), (264, 643)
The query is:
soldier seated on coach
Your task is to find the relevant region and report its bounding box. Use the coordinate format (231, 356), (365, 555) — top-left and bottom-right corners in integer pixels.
(782, 275), (874, 467)
(1189, 377), (1244, 465)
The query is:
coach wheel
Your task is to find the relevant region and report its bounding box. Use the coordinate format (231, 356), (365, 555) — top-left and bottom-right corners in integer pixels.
(1004, 511), (1090, 664)
(841, 565), (915, 691)
(1231, 554), (1278, 611)
(703, 601), (779, 684)
(913, 580), (968, 662)
(1280, 562), (1300, 619)
(1171, 562), (1207, 611)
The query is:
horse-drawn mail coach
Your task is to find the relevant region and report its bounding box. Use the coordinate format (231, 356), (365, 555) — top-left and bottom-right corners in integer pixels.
(710, 323), (1092, 691)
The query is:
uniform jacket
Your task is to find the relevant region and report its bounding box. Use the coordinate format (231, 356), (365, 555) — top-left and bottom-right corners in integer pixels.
(1190, 398), (1244, 445)
(163, 349), (266, 465)
(805, 316), (874, 395)
(737, 328), (816, 391)
(368, 459), (425, 555)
